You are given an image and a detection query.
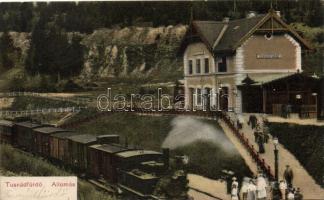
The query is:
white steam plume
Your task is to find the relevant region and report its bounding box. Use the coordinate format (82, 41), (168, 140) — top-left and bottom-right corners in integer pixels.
(162, 116), (237, 154)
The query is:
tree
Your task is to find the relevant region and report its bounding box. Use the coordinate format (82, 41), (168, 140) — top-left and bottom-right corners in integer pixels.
(26, 9), (84, 80)
(0, 31), (16, 70)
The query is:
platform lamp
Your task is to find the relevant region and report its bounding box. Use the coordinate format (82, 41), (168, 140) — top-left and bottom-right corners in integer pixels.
(273, 137), (279, 182)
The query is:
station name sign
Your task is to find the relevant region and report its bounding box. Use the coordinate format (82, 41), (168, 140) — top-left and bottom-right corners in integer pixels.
(256, 53), (282, 59)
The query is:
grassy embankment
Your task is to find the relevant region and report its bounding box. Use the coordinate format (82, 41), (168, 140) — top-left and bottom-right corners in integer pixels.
(72, 112), (252, 180)
(268, 122), (324, 187)
(8, 96), (81, 110)
(0, 144), (114, 200)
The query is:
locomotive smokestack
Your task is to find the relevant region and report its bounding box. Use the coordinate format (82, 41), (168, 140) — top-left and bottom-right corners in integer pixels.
(162, 148), (170, 170)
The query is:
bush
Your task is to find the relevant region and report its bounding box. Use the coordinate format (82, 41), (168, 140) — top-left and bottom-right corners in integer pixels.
(57, 79), (84, 92)
(268, 122), (324, 187)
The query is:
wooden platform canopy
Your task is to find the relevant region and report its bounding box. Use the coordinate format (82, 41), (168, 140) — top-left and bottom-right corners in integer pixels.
(238, 73), (321, 118)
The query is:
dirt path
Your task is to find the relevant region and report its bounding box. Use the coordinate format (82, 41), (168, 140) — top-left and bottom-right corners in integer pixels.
(187, 174), (229, 200)
(267, 115), (324, 126)
(238, 114), (324, 200)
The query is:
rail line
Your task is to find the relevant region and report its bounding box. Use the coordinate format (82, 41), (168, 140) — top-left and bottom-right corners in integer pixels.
(59, 109), (275, 180)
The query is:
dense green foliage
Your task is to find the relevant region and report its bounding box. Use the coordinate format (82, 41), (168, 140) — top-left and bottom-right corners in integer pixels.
(0, 144), (114, 200)
(25, 10), (84, 78)
(267, 122), (324, 187)
(0, 32), (17, 71)
(73, 112), (252, 180)
(0, 1), (322, 32)
(0, 1), (322, 90)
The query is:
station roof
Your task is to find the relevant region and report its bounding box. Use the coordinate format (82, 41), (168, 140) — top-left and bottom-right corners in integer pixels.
(179, 9), (312, 56)
(238, 73), (320, 87)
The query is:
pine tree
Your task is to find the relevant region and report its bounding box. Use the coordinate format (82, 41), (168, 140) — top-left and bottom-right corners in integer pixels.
(0, 31), (16, 70)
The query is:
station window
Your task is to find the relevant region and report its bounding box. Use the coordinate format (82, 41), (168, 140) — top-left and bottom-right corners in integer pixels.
(188, 60), (193, 74)
(218, 57), (227, 72)
(197, 88), (202, 104)
(196, 59), (201, 74)
(204, 58), (209, 73)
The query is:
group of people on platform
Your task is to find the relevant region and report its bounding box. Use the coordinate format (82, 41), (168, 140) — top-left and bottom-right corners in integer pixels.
(228, 114), (303, 200)
(247, 114), (270, 154)
(229, 166), (302, 200)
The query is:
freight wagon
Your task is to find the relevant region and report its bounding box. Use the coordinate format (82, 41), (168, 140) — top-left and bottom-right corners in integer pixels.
(13, 121), (50, 150)
(49, 131), (81, 163)
(0, 120), (14, 143)
(33, 126), (70, 156)
(88, 143), (128, 182)
(67, 134), (98, 171)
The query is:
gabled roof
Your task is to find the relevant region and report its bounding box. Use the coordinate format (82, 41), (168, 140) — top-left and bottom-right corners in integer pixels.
(179, 10), (312, 55)
(214, 15), (266, 52)
(192, 21), (225, 50)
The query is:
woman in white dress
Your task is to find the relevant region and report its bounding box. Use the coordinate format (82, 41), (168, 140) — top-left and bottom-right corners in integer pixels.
(256, 174), (267, 200)
(279, 180), (288, 200)
(247, 179), (257, 200)
(240, 177), (250, 200)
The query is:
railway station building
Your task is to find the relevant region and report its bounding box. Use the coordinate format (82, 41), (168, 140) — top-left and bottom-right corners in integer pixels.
(179, 9), (322, 118)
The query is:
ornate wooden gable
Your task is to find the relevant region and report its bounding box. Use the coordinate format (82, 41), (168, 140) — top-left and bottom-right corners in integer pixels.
(257, 15), (287, 32)
(235, 9), (312, 50)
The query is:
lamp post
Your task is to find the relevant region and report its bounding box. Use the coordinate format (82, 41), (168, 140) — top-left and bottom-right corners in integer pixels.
(273, 137), (279, 182)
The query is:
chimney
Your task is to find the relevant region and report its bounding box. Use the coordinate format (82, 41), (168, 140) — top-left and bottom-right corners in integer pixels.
(275, 11), (281, 17)
(222, 17), (230, 23)
(162, 148), (170, 170)
(246, 11), (257, 18)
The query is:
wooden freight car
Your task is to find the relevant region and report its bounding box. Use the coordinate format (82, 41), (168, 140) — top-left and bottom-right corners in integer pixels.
(13, 121), (50, 151)
(0, 120), (14, 143)
(33, 127), (70, 156)
(88, 143), (128, 182)
(67, 134), (99, 172)
(49, 132), (81, 163)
